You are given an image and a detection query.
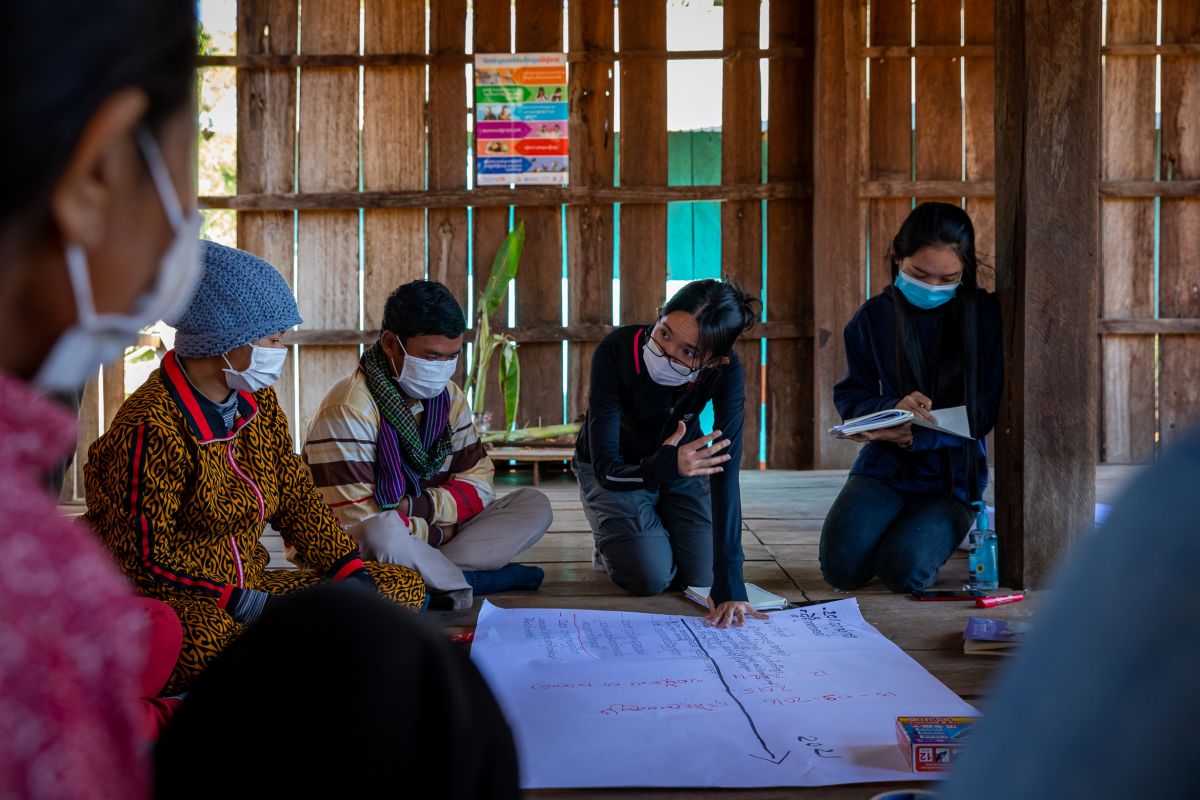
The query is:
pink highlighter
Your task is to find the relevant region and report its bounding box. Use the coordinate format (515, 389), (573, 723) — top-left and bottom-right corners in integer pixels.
(975, 593), (1024, 608)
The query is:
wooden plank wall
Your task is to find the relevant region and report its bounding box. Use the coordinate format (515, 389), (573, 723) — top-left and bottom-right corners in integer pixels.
(203, 0), (817, 468)
(236, 0), (297, 444)
(851, 0), (1200, 466)
(867, 0), (913, 297)
(814, 0), (998, 469)
(617, 0), (668, 328)
(1157, 2), (1200, 449)
(1096, 0), (1200, 461)
(865, 0), (999, 298)
(428, 0), (470, 386)
(812, 0), (866, 469)
(1101, 0), (1157, 463)
(963, 0), (996, 287)
(295, 1), (360, 439)
(363, 0), (427, 332)
(68, 2), (1200, 486)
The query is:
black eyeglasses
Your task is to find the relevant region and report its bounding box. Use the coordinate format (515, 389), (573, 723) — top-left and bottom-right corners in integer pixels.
(645, 327), (712, 377)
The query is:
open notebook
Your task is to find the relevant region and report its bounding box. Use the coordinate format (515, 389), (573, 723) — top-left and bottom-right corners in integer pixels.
(830, 405), (974, 440)
(684, 584), (790, 612)
(912, 405), (973, 439)
(829, 409), (913, 437)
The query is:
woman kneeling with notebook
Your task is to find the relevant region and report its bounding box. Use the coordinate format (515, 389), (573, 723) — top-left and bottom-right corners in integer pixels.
(820, 202), (1003, 593)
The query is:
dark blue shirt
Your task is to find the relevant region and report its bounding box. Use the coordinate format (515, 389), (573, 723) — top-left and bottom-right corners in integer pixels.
(834, 286), (1003, 503)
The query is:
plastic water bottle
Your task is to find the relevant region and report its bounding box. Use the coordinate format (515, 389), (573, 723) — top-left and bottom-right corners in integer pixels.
(967, 501), (999, 590)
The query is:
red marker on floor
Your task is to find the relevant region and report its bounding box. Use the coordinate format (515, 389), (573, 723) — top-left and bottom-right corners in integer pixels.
(975, 593), (1024, 608)
(450, 632), (475, 643)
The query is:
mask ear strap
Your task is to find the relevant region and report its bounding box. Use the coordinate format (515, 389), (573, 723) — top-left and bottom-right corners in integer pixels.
(383, 332), (404, 376)
(63, 244), (98, 326)
(136, 126), (186, 229)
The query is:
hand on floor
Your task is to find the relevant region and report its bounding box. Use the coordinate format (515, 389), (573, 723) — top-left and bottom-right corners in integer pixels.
(703, 597), (769, 629)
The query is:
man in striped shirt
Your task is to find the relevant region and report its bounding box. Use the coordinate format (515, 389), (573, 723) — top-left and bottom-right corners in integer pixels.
(302, 281), (551, 602)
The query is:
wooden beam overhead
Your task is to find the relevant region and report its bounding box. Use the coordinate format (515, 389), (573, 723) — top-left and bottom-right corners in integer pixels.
(199, 183), (812, 211)
(861, 180), (996, 198)
(196, 45), (811, 69)
(863, 43), (994, 58)
(281, 322), (810, 347)
(1099, 179), (1200, 197)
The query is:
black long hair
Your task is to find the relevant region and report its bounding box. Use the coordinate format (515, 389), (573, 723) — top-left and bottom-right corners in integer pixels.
(887, 202), (982, 497)
(0, 1), (197, 233)
(661, 277), (761, 360)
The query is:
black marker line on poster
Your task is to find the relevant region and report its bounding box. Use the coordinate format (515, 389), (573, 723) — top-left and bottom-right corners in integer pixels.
(678, 619), (792, 766)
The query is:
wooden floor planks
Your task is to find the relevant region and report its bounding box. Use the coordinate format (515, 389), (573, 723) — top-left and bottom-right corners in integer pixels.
(254, 466), (1139, 798)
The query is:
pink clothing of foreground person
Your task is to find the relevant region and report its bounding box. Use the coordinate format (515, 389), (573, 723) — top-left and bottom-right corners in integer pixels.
(0, 374), (147, 799)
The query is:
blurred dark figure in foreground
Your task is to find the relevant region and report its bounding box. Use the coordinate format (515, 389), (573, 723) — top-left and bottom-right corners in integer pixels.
(941, 429), (1200, 800)
(155, 584), (521, 800)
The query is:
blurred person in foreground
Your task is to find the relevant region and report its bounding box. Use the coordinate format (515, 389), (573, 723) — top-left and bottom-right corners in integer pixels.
(0, 1), (199, 796)
(941, 429), (1200, 799)
(0, 4), (517, 798)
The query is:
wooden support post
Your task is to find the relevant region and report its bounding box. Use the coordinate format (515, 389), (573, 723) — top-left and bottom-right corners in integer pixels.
(514, 0), (565, 429)
(567, 0), (615, 424)
(766, 1), (815, 469)
(812, 0), (865, 468)
(994, 0), (1101, 587)
(722, 0), (763, 470)
(472, 0), (512, 430)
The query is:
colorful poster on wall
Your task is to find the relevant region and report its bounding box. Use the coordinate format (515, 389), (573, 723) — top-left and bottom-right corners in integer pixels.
(474, 53), (569, 186)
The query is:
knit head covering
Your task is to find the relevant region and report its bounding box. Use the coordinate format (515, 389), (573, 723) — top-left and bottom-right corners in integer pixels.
(169, 240), (302, 358)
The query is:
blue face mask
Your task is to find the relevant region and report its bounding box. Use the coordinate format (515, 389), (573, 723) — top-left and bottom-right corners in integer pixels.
(895, 270), (961, 309)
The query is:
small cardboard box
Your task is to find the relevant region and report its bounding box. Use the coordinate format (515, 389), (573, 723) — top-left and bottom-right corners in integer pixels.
(895, 716), (979, 773)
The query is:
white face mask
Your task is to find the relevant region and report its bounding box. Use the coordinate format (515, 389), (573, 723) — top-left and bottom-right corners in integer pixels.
(392, 340), (458, 400)
(33, 128), (203, 393)
(642, 342), (698, 387)
(223, 345), (288, 393)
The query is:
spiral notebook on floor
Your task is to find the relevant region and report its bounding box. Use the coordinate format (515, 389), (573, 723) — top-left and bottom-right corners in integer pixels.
(684, 584), (790, 612)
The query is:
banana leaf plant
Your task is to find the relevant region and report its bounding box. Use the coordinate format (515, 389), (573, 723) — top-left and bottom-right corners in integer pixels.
(464, 220), (524, 431)
(479, 422), (582, 445)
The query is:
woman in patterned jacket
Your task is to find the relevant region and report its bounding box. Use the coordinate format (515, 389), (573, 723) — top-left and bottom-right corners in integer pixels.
(85, 241), (426, 692)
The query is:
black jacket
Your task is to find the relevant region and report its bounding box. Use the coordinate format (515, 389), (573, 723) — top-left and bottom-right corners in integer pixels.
(575, 324), (747, 603)
(835, 286), (1003, 502)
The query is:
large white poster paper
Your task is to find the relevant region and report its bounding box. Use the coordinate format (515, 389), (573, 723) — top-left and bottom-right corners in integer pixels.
(471, 598), (977, 788)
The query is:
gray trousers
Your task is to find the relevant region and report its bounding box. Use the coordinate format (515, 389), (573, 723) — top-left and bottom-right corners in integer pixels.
(350, 488), (552, 610)
(438, 487), (552, 570)
(574, 458), (713, 596)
